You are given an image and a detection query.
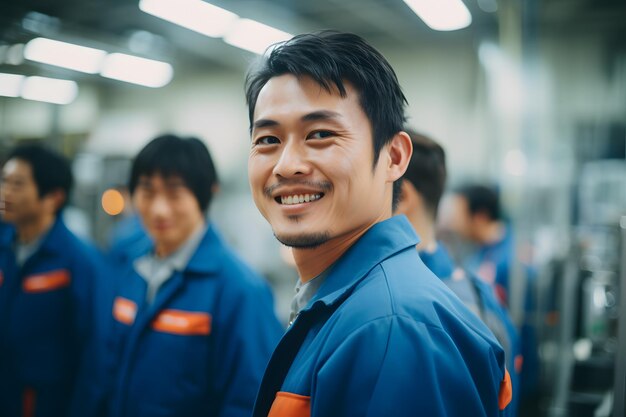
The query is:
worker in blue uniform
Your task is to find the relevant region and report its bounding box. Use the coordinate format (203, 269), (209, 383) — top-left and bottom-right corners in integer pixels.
(82, 134), (283, 417)
(245, 31), (513, 417)
(447, 184), (514, 307)
(395, 128), (522, 416)
(447, 184), (541, 404)
(0, 144), (102, 417)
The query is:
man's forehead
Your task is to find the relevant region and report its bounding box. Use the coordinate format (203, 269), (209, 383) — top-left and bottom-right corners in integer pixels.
(138, 173), (185, 184)
(253, 74), (358, 124)
(2, 158), (32, 178)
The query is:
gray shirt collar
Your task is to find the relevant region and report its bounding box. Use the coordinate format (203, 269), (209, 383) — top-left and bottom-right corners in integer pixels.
(134, 223), (206, 303)
(15, 226), (51, 267)
(288, 268), (330, 326)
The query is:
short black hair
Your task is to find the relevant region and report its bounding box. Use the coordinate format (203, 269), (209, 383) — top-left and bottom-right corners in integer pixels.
(129, 134), (219, 213)
(8, 143), (73, 213)
(245, 30), (407, 208)
(402, 129), (447, 219)
(455, 184), (502, 221)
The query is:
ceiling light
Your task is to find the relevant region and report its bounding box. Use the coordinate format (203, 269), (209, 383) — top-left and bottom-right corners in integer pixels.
(402, 0), (472, 31)
(224, 18), (292, 55)
(100, 53), (173, 88)
(139, 0), (238, 38)
(0, 73), (25, 97)
(21, 76), (78, 105)
(24, 37), (107, 74)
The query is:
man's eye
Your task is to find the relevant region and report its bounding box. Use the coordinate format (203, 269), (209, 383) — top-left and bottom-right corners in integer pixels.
(308, 130), (334, 140)
(255, 136), (280, 145)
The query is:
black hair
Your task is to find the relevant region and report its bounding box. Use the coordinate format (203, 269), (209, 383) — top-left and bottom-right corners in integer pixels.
(402, 129), (447, 219)
(245, 30), (407, 209)
(455, 184), (502, 221)
(8, 143), (73, 213)
(129, 134), (219, 213)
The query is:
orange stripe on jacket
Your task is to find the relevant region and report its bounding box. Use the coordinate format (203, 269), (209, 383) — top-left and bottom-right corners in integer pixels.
(0, 269), (4, 287)
(268, 391), (311, 417)
(151, 310), (211, 336)
(23, 387), (36, 417)
(499, 368), (513, 410)
(113, 297), (137, 325)
(22, 270), (70, 293)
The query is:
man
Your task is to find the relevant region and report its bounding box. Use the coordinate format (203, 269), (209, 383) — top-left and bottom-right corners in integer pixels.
(447, 184), (541, 411)
(0, 143), (101, 417)
(396, 128), (521, 416)
(246, 31), (512, 416)
(447, 184), (514, 307)
(89, 134), (283, 417)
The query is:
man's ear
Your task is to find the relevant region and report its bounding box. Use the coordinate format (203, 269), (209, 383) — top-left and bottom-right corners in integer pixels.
(385, 131), (412, 183)
(42, 189), (66, 215)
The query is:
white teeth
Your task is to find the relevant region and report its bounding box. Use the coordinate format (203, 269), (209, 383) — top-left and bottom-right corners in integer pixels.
(280, 193), (321, 205)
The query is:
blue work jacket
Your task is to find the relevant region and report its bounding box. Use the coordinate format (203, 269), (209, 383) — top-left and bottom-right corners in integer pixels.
(92, 224), (283, 417)
(0, 217), (101, 417)
(254, 216), (512, 417)
(466, 224), (515, 307)
(420, 243), (521, 417)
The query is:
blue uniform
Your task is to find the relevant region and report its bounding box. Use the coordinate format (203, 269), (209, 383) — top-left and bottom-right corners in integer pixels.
(87, 224), (283, 417)
(420, 243), (521, 417)
(254, 216), (512, 417)
(0, 217), (101, 417)
(465, 224), (514, 307)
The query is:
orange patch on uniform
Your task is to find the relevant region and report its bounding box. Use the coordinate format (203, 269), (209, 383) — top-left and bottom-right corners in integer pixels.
(151, 310), (211, 336)
(22, 270), (70, 293)
(499, 368), (513, 410)
(514, 354), (524, 373)
(0, 269), (4, 286)
(113, 297), (137, 325)
(268, 391), (311, 417)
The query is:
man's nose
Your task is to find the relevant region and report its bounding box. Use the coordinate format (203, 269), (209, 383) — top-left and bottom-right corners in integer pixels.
(272, 140), (311, 178)
(149, 194), (171, 217)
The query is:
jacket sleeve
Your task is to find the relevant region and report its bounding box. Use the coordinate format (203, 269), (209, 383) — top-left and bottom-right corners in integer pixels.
(212, 278), (284, 417)
(313, 315), (508, 417)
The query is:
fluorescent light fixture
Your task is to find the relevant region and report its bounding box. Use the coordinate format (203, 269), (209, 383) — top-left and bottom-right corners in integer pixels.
(402, 0), (472, 31)
(24, 37), (107, 74)
(0, 73), (25, 97)
(21, 76), (78, 105)
(139, 0), (238, 38)
(100, 53), (173, 88)
(224, 18), (292, 55)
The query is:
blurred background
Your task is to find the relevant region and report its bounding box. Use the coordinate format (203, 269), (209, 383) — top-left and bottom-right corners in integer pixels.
(0, 0), (625, 416)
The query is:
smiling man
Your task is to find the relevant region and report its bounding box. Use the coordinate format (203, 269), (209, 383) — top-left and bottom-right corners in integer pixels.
(84, 134), (283, 417)
(246, 31), (513, 417)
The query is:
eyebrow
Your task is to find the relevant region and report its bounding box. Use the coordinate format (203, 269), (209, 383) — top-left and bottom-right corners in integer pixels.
(252, 110), (343, 131)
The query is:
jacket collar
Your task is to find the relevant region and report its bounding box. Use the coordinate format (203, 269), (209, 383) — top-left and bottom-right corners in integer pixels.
(304, 215), (419, 311)
(35, 216), (71, 256)
(136, 223), (225, 276)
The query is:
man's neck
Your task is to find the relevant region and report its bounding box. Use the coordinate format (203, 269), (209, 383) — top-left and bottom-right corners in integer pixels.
(404, 210), (437, 253)
(292, 214), (389, 282)
(17, 214), (55, 244)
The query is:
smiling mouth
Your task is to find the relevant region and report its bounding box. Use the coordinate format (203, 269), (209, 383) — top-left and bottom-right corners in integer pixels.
(275, 193), (324, 205)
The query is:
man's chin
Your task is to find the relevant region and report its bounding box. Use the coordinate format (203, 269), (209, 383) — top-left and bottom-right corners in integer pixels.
(274, 232), (331, 249)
